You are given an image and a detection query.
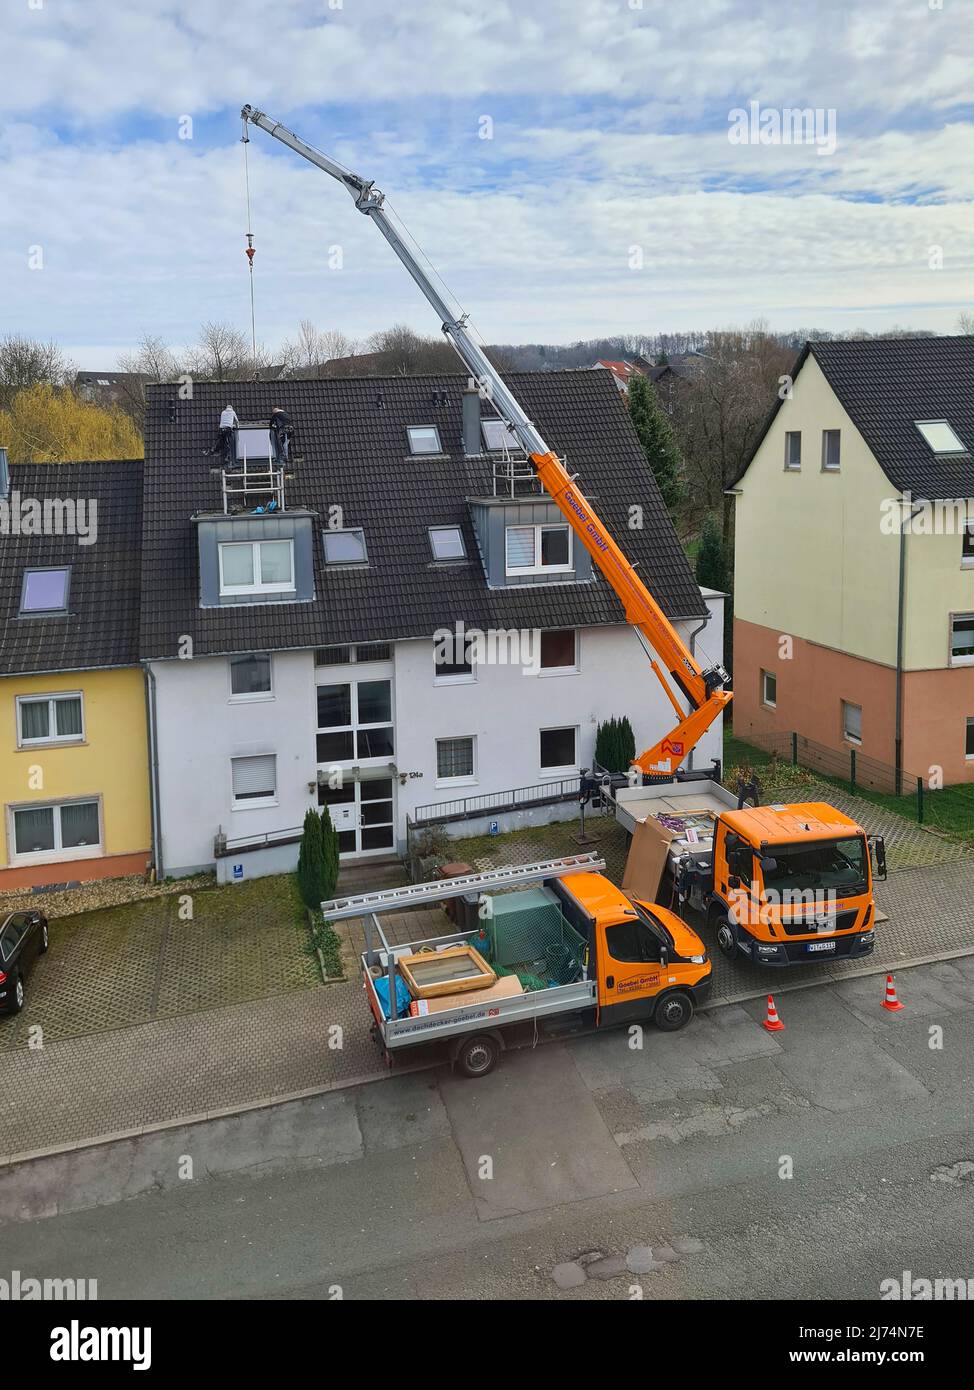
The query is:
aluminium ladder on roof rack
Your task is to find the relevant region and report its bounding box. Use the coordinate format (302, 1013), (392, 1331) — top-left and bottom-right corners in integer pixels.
(319, 853), (606, 922)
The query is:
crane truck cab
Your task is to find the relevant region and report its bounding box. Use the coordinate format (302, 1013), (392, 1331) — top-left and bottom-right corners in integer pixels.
(551, 871), (712, 1030)
(702, 803), (885, 967)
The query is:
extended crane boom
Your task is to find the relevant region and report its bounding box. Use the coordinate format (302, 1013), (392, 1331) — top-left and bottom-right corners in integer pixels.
(241, 105), (731, 778)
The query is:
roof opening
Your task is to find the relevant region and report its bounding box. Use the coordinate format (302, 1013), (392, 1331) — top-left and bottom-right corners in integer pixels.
(428, 525), (466, 561)
(20, 567), (70, 615)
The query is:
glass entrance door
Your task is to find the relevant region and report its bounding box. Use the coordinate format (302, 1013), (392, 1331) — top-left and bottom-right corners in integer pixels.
(319, 776), (396, 857)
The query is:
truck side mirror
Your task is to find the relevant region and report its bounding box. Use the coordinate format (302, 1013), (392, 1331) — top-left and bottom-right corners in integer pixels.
(728, 874), (741, 890)
(870, 836), (887, 881)
(659, 945), (668, 968)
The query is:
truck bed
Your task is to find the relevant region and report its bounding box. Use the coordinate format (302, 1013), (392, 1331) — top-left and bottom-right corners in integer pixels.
(363, 956), (596, 1050)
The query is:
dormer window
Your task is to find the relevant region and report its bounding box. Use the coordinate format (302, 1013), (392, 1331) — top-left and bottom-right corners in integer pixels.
(915, 419), (966, 454)
(323, 528), (368, 565)
(407, 425), (442, 455)
(428, 526), (465, 560)
(482, 419), (521, 452)
(20, 567), (70, 615)
(505, 523), (572, 576)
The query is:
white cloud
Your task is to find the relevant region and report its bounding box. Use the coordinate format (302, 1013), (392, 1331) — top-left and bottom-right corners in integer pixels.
(1, 0), (972, 361)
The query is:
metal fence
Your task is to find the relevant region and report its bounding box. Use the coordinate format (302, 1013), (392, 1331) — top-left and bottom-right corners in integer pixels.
(736, 728), (974, 836)
(409, 777), (580, 828)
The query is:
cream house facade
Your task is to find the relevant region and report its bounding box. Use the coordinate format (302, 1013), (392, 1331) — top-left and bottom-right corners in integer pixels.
(731, 336), (974, 785)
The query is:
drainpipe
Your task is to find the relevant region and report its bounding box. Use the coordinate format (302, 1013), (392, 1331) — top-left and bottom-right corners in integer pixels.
(895, 498), (922, 796)
(142, 661), (163, 880)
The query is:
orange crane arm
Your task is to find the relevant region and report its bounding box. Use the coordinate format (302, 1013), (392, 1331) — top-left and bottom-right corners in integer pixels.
(241, 105), (732, 781)
(531, 449), (731, 778)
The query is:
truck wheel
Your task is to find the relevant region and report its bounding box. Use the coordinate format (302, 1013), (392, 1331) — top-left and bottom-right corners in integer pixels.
(654, 990), (693, 1031)
(711, 909), (739, 961)
(456, 1034), (499, 1078)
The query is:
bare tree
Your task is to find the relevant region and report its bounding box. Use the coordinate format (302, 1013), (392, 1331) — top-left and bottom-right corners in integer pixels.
(958, 312), (974, 335)
(0, 335), (75, 411)
(115, 332), (182, 427)
(365, 324), (459, 375)
(669, 322), (797, 541)
(281, 320), (358, 377)
(187, 321), (269, 381)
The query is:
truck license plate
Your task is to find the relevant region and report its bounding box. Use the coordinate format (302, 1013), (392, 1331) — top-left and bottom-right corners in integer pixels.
(807, 941), (836, 952)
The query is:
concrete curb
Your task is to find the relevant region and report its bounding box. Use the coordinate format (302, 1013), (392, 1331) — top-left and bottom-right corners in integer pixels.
(3, 945), (972, 1171)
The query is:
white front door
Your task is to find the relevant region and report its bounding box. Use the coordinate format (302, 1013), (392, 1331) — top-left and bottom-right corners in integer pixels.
(319, 775), (396, 857)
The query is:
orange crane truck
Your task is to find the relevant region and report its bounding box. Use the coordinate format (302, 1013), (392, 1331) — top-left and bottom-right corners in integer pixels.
(321, 856), (711, 1077)
(241, 106), (888, 979)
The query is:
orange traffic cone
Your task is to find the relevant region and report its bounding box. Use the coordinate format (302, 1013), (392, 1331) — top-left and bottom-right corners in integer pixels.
(882, 973), (904, 1012)
(762, 994), (785, 1032)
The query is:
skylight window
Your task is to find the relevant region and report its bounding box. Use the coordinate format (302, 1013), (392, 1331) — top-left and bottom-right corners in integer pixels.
(407, 425), (442, 455)
(20, 567), (70, 615)
(482, 419), (521, 452)
(323, 528), (369, 565)
(428, 526), (466, 561)
(915, 420), (966, 454)
(236, 427), (273, 461)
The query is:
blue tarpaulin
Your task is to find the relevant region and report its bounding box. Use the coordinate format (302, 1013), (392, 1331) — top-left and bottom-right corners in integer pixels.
(373, 973), (412, 1019)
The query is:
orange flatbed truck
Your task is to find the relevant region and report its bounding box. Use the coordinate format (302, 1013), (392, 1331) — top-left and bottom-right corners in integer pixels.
(321, 855), (711, 1078)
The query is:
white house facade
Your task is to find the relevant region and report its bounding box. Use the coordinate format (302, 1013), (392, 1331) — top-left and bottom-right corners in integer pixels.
(139, 371), (723, 881)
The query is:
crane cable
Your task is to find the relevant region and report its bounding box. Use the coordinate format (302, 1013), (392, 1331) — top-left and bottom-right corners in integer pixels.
(241, 123), (258, 374)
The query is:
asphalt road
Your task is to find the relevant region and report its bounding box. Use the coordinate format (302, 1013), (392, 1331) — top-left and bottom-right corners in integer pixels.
(2, 959), (974, 1300)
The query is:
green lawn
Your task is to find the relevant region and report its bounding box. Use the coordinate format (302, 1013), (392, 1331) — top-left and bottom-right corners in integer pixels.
(723, 731), (974, 841)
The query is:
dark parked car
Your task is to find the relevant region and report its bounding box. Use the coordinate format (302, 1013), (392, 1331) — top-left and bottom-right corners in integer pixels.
(0, 910), (49, 1014)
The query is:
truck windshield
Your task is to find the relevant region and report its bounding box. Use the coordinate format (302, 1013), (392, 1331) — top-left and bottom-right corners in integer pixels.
(761, 837), (868, 895)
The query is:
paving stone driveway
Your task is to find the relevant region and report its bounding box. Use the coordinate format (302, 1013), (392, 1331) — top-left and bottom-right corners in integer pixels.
(3, 795), (973, 1161)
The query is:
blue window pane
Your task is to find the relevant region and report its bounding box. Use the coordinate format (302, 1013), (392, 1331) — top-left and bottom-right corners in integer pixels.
(22, 569), (68, 612)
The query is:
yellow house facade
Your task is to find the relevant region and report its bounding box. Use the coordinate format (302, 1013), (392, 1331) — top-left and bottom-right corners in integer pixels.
(0, 456), (151, 889)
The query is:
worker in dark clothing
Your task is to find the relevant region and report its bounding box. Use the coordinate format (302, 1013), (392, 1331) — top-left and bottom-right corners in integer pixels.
(269, 406), (293, 465)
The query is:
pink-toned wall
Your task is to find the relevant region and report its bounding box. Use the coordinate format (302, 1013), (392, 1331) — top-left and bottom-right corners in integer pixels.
(734, 617), (974, 784)
(0, 849), (150, 893)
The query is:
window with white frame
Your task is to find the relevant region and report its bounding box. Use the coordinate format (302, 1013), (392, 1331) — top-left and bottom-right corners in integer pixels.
(11, 798), (101, 860)
(229, 653), (272, 699)
(505, 523), (572, 576)
(316, 680), (394, 762)
(784, 431), (801, 471)
(540, 725), (577, 772)
(219, 540), (294, 595)
(761, 670), (777, 708)
(539, 629), (577, 671)
(16, 693), (84, 746)
(951, 614), (974, 665)
(841, 700), (862, 745)
(436, 736), (475, 782)
(230, 754), (277, 807)
(821, 429), (841, 472)
(433, 633), (475, 681)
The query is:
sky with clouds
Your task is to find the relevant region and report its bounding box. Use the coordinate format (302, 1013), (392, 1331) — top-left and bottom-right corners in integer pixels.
(2, 0), (973, 368)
